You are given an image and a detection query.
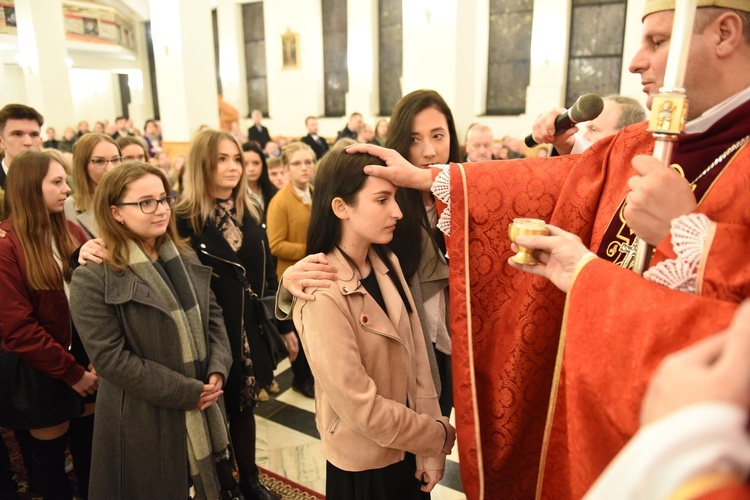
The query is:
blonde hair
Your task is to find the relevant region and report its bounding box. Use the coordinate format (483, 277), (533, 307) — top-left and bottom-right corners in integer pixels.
(71, 133), (121, 212)
(175, 129), (261, 234)
(93, 162), (186, 271)
(280, 141), (316, 168)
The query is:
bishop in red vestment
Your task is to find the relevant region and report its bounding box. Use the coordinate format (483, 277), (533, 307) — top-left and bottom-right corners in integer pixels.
(436, 4), (750, 497)
(349, 3), (750, 498)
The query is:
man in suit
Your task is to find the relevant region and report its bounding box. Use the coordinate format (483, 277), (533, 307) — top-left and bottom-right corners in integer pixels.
(300, 116), (329, 160)
(335, 112), (362, 142)
(0, 104), (44, 190)
(247, 109), (271, 149)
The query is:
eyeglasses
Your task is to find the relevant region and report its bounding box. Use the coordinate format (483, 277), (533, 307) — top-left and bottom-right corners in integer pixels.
(117, 195), (175, 214)
(89, 157), (123, 169)
(288, 159), (315, 168)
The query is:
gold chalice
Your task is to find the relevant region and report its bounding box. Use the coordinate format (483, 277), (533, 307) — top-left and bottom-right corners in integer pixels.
(508, 218), (549, 265)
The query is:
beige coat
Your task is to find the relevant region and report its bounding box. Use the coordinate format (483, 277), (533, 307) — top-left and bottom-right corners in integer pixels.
(293, 247), (445, 472)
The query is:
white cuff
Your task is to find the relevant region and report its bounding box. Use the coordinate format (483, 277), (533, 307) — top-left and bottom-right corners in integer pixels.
(431, 164), (451, 236)
(643, 213), (712, 293)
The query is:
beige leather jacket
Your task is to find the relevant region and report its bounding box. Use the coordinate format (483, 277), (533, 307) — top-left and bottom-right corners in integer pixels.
(293, 247), (446, 472)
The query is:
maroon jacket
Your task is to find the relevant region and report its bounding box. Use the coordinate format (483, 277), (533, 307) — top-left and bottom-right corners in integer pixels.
(0, 217), (87, 386)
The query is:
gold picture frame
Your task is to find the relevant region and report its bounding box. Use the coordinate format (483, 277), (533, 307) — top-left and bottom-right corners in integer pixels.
(282, 29), (299, 69)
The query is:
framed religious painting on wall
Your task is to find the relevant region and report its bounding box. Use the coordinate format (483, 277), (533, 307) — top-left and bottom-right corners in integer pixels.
(282, 29), (299, 69)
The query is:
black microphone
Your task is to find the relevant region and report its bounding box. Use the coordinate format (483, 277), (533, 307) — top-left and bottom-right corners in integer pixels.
(524, 93), (604, 148)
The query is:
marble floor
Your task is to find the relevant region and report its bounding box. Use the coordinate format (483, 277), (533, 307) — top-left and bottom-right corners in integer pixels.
(256, 359), (467, 499)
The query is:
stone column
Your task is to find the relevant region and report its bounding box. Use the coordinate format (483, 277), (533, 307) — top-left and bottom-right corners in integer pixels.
(13, 0), (75, 131)
(149, 0), (218, 146)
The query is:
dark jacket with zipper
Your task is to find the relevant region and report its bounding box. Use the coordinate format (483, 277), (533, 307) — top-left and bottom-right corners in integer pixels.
(177, 212), (288, 413)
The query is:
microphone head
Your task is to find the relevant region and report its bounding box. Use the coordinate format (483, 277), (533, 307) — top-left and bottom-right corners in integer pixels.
(570, 93), (604, 123)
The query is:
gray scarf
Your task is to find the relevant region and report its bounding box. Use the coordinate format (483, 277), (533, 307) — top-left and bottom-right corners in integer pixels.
(126, 239), (229, 499)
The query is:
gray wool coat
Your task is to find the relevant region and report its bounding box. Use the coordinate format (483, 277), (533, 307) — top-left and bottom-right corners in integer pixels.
(69, 251), (233, 500)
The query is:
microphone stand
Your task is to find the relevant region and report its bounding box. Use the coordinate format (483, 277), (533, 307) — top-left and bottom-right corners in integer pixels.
(633, 0), (697, 275)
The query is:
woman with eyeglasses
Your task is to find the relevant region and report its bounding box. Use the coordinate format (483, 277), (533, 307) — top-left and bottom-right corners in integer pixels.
(64, 133), (122, 239)
(175, 130), (288, 500)
(69, 162), (238, 499)
(266, 142), (317, 398)
(0, 151), (99, 499)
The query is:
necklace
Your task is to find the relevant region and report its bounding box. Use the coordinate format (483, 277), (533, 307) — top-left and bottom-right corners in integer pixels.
(690, 134), (750, 186)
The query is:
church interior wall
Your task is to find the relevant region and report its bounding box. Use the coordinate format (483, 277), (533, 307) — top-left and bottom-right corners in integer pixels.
(1, 0), (650, 142)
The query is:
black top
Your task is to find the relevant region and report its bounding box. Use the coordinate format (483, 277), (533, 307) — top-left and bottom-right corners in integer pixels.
(360, 272), (387, 314)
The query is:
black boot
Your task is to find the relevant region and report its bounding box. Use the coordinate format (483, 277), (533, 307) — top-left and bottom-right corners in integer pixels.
(27, 432), (72, 500)
(239, 470), (279, 500)
(68, 414), (94, 499)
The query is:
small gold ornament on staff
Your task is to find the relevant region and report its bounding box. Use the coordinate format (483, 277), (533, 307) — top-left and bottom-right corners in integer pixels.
(632, 0), (697, 275)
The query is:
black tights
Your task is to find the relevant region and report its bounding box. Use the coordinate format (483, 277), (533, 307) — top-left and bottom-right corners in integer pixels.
(24, 432), (72, 500)
(68, 414), (94, 499)
(229, 407), (258, 481)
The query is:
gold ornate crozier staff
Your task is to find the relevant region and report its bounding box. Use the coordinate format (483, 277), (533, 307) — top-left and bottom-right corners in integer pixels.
(633, 0), (698, 275)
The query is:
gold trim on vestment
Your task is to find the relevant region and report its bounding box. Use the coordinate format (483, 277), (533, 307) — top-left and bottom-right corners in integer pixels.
(695, 221), (717, 296)
(668, 471), (744, 500)
(535, 253), (599, 500)
(458, 162), (485, 499)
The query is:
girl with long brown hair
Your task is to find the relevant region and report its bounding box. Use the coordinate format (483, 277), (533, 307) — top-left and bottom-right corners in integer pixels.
(0, 150), (98, 499)
(69, 162), (238, 499)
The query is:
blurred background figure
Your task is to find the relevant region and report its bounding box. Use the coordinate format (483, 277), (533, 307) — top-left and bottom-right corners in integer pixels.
(374, 119), (388, 146)
(464, 124), (493, 162)
(43, 127), (60, 150)
(356, 122), (374, 144)
(335, 112), (362, 142)
(248, 109), (271, 149)
(300, 116), (329, 160)
(266, 156), (287, 190)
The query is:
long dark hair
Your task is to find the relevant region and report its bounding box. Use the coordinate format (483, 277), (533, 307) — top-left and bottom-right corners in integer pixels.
(242, 141), (278, 210)
(307, 148), (412, 313)
(385, 89), (460, 281)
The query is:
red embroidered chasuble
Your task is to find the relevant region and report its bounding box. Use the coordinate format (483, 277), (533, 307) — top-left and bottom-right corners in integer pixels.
(444, 101), (750, 499)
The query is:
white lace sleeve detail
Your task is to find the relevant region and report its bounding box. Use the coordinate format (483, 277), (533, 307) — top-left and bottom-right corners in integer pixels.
(431, 164), (451, 236)
(643, 213), (712, 293)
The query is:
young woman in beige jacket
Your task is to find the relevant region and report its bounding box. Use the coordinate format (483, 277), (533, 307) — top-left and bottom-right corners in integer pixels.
(292, 148), (455, 499)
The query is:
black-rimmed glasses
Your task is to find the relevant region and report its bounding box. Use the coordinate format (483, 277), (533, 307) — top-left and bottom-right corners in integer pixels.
(116, 195), (175, 214)
(89, 157), (123, 169)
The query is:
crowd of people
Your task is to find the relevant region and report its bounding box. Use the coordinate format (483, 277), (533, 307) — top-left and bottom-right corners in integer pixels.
(2, 1), (750, 500)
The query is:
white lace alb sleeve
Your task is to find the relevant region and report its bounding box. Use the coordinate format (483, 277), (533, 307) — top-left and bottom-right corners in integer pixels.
(643, 213), (712, 294)
(431, 164), (451, 236)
